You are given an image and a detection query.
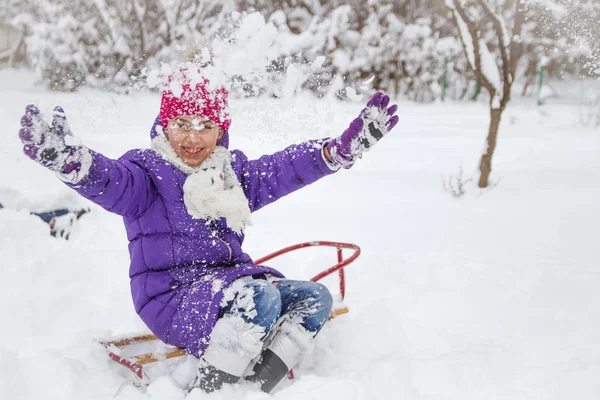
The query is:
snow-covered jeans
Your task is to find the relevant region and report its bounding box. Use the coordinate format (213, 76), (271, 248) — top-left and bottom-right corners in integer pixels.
(218, 279), (333, 336)
(201, 278), (333, 377)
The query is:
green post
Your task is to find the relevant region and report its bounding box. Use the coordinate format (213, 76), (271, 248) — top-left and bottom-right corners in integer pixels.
(472, 77), (480, 101)
(537, 65), (545, 106)
(442, 56), (448, 102)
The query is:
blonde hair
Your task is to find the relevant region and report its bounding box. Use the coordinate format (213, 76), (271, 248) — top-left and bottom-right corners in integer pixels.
(180, 45), (214, 67)
(181, 45), (202, 61)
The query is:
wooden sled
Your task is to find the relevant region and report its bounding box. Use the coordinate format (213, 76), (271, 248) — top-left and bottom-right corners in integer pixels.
(99, 241), (361, 383)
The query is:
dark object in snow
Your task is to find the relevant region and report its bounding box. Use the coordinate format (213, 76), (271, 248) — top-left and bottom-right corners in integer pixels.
(0, 201), (90, 240)
(246, 348), (289, 393)
(47, 207), (90, 240)
(191, 361), (240, 393)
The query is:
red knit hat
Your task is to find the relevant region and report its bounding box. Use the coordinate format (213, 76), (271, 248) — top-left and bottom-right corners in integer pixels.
(159, 68), (231, 132)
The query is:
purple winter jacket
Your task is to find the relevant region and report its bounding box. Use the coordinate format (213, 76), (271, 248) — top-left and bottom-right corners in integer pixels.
(65, 117), (336, 357)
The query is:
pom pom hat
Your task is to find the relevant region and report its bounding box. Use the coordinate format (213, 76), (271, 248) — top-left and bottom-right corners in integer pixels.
(159, 67), (231, 132)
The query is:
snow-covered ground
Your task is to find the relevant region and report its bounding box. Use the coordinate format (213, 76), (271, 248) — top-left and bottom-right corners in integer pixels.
(1, 69), (599, 400)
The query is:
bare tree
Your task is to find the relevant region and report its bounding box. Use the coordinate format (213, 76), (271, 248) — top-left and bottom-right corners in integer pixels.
(446, 0), (525, 188)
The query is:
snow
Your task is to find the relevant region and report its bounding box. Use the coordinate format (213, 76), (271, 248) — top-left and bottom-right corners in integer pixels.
(478, 39), (502, 93)
(2, 68), (600, 399)
(282, 63), (302, 99)
(178, 147), (252, 234)
(498, 17), (510, 51)
(204, 313), (266, 376)
(146, 12), (295, 97)
(449, 5), (502, 95)
(451, 7), (476, 70)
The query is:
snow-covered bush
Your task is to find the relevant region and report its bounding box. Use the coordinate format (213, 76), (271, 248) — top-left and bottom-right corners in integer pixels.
(14, 0), (234, 91)
(26, 13), (88, 91)
(8, 0), (597, 98)
(259, 3), (468, 101)
(9, 0), (467, 99)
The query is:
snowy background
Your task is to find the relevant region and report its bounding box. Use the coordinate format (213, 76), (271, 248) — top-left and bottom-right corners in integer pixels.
(2, 67), (600, 399)
(2, 1), (600, 399)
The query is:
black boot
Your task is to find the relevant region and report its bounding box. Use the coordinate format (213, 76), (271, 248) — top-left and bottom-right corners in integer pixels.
(75, 207), (90, 220)
(246, 349), (290, 393)
(191, 362), (240, 393)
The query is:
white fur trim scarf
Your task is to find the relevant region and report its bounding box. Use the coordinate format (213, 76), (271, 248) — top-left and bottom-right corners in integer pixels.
(152, 133), (251, 234)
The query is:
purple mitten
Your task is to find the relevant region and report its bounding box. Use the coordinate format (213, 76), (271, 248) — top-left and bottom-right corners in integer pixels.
(19, 105), (91, 178)
(327, 92), (399, 168)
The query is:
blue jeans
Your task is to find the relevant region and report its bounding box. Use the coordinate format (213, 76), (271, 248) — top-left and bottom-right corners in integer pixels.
(0, 203), (70, 223)
(218, 279), (333, 339)
(34, 208), (70, 223)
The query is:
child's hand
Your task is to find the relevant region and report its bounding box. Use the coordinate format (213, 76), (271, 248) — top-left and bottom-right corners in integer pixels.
(19, 105), (87, 174)
(327, 92), (399, 168)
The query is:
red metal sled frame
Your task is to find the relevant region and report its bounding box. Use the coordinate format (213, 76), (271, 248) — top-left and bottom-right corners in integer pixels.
(100, 241), (361, 381)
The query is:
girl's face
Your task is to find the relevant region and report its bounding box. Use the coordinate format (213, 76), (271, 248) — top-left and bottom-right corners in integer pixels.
(167, 115), (223, 167)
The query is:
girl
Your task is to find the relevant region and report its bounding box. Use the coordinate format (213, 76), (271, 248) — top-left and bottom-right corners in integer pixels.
(17, 64), (398, 393)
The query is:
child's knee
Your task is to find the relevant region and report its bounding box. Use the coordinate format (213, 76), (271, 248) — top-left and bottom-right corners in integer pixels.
(247, 280), (282, 329)
(283, 281), (333, 331)
(310, 282), (333, 317)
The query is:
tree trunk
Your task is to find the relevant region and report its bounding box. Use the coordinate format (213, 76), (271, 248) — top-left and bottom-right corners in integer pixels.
(478, 108), (503, 188)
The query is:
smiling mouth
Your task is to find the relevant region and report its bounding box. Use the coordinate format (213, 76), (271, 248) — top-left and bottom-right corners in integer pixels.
(182, 146), (204, 156)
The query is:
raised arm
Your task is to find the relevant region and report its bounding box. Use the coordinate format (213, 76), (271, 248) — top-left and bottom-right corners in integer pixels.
(231, 139), (336, 212)
(231, 92), (399, 212)
(18, 105), (156, 217)
(64, 150), (157, 217)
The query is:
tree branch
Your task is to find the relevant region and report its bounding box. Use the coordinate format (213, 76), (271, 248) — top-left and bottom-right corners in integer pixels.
(175, 0), (185, 25)
(449, 0), (497, 97)
(155, 0), (173, 46)
(132, 0), (147, 56)
(475, 0), (511, 104)
(510, 0), (526, 80)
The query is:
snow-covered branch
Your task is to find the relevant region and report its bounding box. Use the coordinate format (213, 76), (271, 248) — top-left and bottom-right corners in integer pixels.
(447, 0), (501, 103)
(475, 0), (511, 87)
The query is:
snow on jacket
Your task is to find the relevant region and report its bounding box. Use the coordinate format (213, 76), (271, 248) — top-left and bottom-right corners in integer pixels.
(63, 117), (336, 357)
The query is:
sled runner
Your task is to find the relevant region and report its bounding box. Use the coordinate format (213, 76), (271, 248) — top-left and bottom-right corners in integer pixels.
(99, 241), (360, 385)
